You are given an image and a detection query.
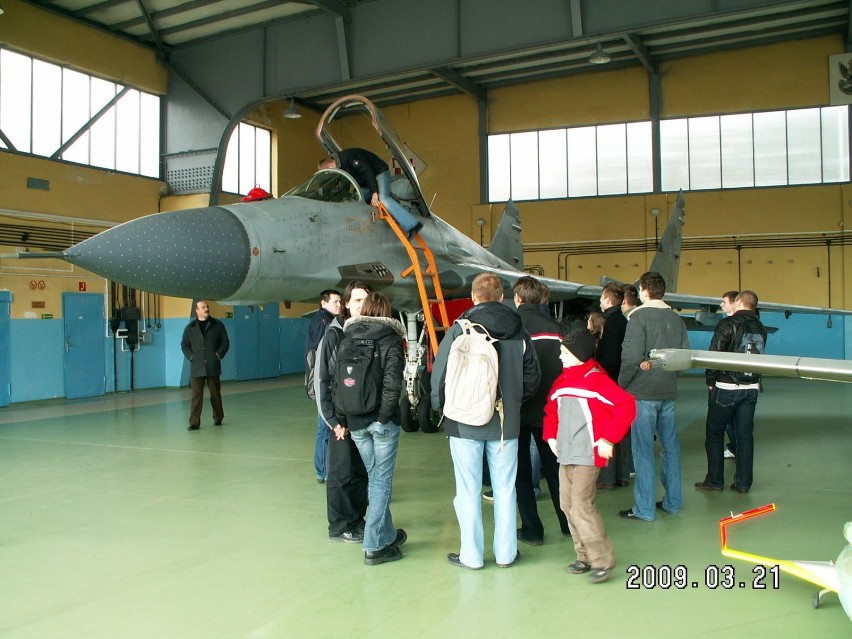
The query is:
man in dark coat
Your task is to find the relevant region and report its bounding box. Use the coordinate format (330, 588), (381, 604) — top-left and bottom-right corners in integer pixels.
(181, 300), (230, 430)
(595, 283), (631, 489)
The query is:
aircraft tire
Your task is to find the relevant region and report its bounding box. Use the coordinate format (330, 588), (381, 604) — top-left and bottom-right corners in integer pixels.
(399, 393), (420, 432)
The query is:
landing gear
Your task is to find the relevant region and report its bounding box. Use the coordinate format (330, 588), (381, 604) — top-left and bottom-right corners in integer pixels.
(399, 310), (443, 433)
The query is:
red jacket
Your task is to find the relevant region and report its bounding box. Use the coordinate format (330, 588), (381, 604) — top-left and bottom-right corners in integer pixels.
(543, 359), (636, 467)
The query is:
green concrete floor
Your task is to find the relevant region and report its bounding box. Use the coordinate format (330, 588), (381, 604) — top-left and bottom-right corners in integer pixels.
(0, 375), (849, 638)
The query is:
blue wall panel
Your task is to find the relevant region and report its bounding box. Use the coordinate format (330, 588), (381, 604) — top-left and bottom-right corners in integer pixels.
(10, 320), (64, 403)
(280, 318), (310, 374)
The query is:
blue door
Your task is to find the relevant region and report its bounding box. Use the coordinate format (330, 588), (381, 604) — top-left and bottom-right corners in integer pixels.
(63, 293), (105, 399)
(233, 303), (279, 380)
(0, 291), (10, 407)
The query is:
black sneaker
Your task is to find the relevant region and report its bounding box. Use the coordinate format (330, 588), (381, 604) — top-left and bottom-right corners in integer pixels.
(516, 529), (543, 546)
(364, 545), (402, 565)
(187, 425), (200, 431)
(482, 491), (494, 502)
(390, 529), (407, 548)
(329, 529), (364, 544)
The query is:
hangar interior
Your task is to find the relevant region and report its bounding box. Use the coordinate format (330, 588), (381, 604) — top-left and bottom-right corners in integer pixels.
(0, 1), (850, 636)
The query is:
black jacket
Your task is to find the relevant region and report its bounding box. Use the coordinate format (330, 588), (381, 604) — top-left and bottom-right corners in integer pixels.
(337, 148), (389, 202)
(317, 316), (405, 431)
(181, 317), (229, 378)
(597, 305), (627, 381)
(517, 304), (564, 426)
(705, 310), (767, 386)
(432, 301), (540, 440)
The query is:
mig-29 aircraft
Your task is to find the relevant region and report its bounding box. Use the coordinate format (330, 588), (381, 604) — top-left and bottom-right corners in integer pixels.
(7, 95), (851, 432)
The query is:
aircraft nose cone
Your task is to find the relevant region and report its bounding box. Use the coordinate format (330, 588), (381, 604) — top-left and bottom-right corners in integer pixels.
(65, 207), (250, 299)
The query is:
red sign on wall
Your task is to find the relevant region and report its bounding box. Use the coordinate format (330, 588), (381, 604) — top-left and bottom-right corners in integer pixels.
(78, 282), (87, 292)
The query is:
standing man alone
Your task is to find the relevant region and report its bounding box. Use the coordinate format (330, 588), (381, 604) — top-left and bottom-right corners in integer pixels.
(695, 290), (767, 494)
(181, 300), (230, 431)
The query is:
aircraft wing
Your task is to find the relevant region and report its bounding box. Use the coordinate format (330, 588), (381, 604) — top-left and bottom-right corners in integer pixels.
(646, 348), (852, 383)
(660, 291), (852, 316)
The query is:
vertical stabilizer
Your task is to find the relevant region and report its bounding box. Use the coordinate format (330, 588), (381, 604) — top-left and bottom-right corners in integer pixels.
(488, 200), (524, 270)
(649, 191), (686, 292)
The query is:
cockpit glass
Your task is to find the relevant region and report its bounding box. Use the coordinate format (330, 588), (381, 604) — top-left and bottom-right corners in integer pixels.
(286, 169), (363, 203)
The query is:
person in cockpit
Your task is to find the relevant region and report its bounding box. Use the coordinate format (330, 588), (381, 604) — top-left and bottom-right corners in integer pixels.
(320, 148), (423, 239)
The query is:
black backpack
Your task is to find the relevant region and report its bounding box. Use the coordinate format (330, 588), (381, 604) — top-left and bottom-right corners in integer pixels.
(332, 336), (382, 416)
(729, 315), (766, 384)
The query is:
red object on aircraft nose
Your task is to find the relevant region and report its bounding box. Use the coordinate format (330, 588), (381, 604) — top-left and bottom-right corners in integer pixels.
(242, 187), (272, 202)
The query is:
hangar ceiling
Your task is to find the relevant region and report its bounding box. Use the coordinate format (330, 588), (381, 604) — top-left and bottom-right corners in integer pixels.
(25, 0), (852, 110)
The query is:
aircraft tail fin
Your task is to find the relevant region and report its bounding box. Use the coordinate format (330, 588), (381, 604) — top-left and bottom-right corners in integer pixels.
(648, 190), (686, 293)
(488, 200), (524, 270)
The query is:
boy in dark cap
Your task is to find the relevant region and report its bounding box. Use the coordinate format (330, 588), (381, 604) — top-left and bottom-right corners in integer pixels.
(543, 329), (636, 583)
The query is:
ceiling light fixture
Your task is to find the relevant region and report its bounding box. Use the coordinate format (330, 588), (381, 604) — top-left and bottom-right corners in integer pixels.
(283, 98), (302, 119)
(0, 4), (5, 16)
(589, 42), (611, 65)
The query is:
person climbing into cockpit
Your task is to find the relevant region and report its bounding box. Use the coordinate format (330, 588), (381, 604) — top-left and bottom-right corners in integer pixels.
(320, 148), (424, 239)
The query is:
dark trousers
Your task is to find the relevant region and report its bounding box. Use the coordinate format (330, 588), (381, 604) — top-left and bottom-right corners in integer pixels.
(517, 421), (570, 538)
(326, 431), (369, 536)
(704, 387), (759, 490)
(189, 376), (223, 427)
(597, 433), (633, 485)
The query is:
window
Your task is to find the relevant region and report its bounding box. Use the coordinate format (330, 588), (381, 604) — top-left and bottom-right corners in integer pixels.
(487, 121), (653, 202)
(222, 122), (271, 196)
(0, 48), (161, 178)
(488, 106), (849, 202)
(660, 106), (849, 191)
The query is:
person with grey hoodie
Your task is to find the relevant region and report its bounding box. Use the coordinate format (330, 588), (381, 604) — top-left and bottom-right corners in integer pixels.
(617, 272), (690, 522)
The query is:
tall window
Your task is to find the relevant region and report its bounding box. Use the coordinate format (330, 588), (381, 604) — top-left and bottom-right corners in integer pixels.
(0, 48), (161, 178)
(222, 122), (271, 195)
(488, 122), (653, 202)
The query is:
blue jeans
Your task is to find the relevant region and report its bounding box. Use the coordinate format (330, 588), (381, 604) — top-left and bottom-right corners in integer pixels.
(630, 400), (681, 520)
(350, 422), (400, 552)
(449, 436), (518, 567)
(377, 171), (419, 232)
(704, 388), (758, 490)
(314, 414), (329, 481)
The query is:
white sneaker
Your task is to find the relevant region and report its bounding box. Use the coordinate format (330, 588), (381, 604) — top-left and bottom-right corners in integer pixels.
(724, 449), (735, 459)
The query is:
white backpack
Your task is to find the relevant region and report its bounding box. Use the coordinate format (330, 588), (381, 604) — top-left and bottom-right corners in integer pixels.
(442, 319), (501, 426)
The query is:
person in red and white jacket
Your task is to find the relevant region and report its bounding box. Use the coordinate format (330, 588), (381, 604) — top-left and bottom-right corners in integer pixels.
(543, 328), (636, 584)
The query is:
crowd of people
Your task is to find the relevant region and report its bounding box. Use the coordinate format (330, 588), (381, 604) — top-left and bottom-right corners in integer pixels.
(301, 271), (767, 582)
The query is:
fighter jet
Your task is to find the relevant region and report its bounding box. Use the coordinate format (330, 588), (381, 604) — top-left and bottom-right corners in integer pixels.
(5, 95), (851, 431)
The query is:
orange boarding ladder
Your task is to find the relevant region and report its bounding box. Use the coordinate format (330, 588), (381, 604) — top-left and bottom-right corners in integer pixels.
(376, 203), (449, 354)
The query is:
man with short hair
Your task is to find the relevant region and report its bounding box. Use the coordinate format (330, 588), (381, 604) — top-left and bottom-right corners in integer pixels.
(305, 289), (341, 483)
(513, 276), (570, 544)
(695, 290), (767, 494)
(621, 284), (639, 319)
(618, 272), (690, 521)
(181, 300), (230, 431)
(432, 272), (540, 569)
(595, 283), (631, 490)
